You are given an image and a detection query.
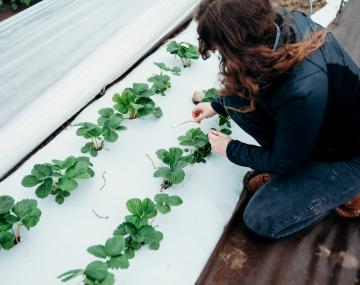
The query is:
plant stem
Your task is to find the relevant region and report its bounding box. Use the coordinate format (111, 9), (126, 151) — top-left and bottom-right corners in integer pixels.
(15, 223), (22, 244)
(98, 171), (107, 191)
(91, 137), (98, 149)
(146, 154), (157, 170)
(171, 120), (197, 128)
(92, 209), (109, 219)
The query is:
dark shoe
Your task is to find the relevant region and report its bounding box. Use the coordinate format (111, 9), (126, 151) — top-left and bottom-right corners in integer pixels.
(243, 171), (272, 193)
(336, 193), (360, 218)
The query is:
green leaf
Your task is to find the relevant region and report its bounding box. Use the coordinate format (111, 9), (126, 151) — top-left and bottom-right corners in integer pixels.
(125, 247), (135, 259)
(155, 203), (171, 214)
(21, 175), (41, 187)
(126, 199), (142, 216)
(100, 273), (115, 285)
(105, 236), (125, 257)
(31, 164), (53, 180)
(153, 107), (163, 118)
(55, 195), (65, 205)
(168, 168), (185, 184)
(0, 196), (14, 214)
(84, 261), (108, 281)
(87, 245), (107, 259)
(149, 242), (160, 250)
(35, 178), (53, 198)
(102, 128), (118, 143)
(139, 225), (163, 242)
(98, 108), (114, 117)
(57, 177), (78, 191)
(107, 255), (129, 269)
(220, 128), (232, 135)
(153, 167), (171, 179)
(57, 269), (84, 282)
(61, 156), (77, 169)
(141, 198), (157, 219)
(167, 195), (183, 206)
(113, 224), (126, 236)
(154, 193), (169, 204)
(0, 231), (15, 250)
(12, 199), (41, 228)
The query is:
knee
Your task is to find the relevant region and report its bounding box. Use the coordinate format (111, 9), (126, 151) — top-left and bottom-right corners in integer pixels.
(243, 199), (282, 240)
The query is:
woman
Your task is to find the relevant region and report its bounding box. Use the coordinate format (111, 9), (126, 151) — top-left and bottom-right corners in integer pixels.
(192, 0), (360, 239)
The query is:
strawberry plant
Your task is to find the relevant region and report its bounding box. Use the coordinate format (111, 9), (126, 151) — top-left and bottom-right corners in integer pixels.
(154, 62), (181, 76)
(153, 148), (191, 189)
(178, 128), (211, 164)
(87, 235), (129, 270)
(58, 261), (114, 285)
(112, 83), (162, 119)
(147, 73), (171, 96)
(59, 194), (182, 284)
(21, 156), (95, 204)
(75, 108), (127, 157)
(0, 195), (41, 250)
(166, 41), (200, 68)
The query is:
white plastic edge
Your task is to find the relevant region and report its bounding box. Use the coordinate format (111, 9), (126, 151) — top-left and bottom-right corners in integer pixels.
(0, 0), (199, 178)
(311, 0), (346, 27)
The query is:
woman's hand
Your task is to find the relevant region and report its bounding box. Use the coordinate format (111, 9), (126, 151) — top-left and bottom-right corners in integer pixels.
(192, 102), (217, 123)
(208, 130), (232, 156)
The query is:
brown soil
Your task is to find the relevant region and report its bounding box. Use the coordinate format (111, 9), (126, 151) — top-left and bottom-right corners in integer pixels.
(271, 0), (326, 14)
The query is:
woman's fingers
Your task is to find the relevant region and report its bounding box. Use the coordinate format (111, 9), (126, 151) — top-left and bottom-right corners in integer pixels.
(192, 106), (204, 122)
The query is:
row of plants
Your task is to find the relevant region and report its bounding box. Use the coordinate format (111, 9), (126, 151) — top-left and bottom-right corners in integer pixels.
(58, 125), (217, 284)
(5, 39), (232, 285)
(3, 40), (197, 249)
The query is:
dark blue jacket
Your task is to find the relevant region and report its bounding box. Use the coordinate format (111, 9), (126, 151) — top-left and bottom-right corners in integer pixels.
(211, 11), (360, 176)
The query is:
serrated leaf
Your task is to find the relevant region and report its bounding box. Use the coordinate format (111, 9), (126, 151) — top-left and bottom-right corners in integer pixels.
(12, 199), (41, 228)
(84, 261), (108, 281)
(168, 168), (185, 184)
(0, 196), (14, 214)
(155, 203), (171, 214)
(100, 272), (115, 285)
(57, 177), (78, 191)
(154, 193), (169, 204)
(35, 178), (53, 198)
(55, 195), (65, 205)
(0, 231), (15, 250)
(107, 255), (129, 269)
(21, 175), (41, 187)
(149, 242), (160, 250)
(98, 108), (114, 117)
(126, 199), (142, 216)
(105, 236), (125, 257)
(167, 195), (183, 206)
(31, 164), (53, 180)
(87, 245), (107, 259)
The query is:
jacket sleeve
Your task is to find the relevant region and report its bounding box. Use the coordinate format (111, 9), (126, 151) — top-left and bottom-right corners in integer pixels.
(226, 71), (328, 175)
(211, 96), (228, 117)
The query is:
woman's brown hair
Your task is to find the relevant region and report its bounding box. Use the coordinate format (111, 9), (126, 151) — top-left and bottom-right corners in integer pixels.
(194, 0), (327, 112)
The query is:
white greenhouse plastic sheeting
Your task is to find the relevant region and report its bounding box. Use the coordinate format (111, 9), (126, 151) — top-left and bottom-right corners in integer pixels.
(311, 0), (346, 27)
(0, 22), (256, 285)
(0, 0), (198, 177)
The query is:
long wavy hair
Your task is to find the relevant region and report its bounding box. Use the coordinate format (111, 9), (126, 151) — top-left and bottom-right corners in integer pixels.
(194, 0), (327, 112)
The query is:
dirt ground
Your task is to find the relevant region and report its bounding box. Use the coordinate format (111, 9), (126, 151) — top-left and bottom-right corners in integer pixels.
(271, 0), (326, 14)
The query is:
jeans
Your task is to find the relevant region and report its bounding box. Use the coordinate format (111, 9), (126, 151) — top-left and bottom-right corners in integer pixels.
(227, 103), (360, 239)
(243, 157), (360, 239)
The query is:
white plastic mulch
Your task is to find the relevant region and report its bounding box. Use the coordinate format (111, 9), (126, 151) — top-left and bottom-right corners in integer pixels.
(0, 22), (255, 285)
